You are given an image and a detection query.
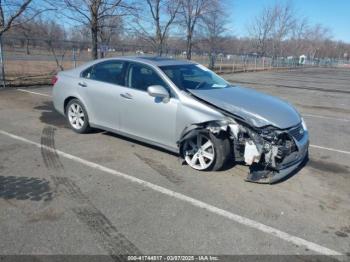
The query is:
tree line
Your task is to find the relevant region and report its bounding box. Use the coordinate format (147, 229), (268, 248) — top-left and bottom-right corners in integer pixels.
(2, 0), (350, 64)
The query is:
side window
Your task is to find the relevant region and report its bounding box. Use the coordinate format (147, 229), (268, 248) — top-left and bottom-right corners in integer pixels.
(127, 63), (168, 92)
(81, 66), (93, 79)
(84, 61), (126, 85)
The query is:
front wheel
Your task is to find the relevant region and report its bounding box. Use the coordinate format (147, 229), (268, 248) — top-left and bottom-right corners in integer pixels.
(182, 132), (231, 171)
(66, 99), (91, 133)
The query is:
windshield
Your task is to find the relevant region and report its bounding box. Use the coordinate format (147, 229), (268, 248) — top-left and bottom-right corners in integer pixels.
(160, 64), (230, 91)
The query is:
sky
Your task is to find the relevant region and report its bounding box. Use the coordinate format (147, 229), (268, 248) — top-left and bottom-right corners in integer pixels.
(36, 0), (350, 43)
(227, 0), (350, 42)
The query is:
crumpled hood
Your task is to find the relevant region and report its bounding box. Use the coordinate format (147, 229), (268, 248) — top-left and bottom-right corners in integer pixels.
(189, 86), (301, 129)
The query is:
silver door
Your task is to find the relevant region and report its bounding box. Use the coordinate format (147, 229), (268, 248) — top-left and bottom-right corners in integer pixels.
(119, 63), (178, 149)
(79, 60), (127, 130)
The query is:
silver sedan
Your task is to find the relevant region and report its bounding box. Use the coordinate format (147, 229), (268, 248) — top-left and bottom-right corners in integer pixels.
(52, 56), (309, 183)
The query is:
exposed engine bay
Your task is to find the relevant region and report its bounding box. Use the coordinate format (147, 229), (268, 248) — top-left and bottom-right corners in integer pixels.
(179, 117), (308, 184)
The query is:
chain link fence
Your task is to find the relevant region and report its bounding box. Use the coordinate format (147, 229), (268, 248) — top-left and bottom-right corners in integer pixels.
(0, 36), (349, 87)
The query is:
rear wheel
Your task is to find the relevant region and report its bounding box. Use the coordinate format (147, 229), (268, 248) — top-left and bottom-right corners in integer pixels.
(182, 132), (231, 171)
(66, 99), (91, 133)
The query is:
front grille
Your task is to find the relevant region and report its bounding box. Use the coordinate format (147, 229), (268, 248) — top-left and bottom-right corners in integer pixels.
(289, 123), (304, 141)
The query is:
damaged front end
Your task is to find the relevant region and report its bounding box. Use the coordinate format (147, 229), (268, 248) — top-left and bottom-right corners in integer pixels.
(229, 118), (309, 184)
(179, 117), (309, 184)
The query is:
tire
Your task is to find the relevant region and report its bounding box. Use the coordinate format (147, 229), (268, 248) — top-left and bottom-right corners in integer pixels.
(65, 99), (91, 134)
(182, 131), (231, 171)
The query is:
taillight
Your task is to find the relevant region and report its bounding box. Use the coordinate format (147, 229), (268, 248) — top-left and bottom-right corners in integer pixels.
(51, 75), (58, 85)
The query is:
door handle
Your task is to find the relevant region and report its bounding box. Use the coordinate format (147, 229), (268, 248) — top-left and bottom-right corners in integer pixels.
(78, 82), (87, 87)
(120, 93), (133, 99)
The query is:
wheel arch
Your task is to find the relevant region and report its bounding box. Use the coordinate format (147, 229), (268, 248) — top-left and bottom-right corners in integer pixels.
(177, 120), (232, 156)
(64, 96), (77, 115)
(64, 96), (89, 116)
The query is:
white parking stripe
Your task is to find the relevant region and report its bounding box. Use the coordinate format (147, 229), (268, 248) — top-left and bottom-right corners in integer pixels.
(0, 129), (342, 256)
(310, 144), (350, 155)
(303, 114), (350, 122)
(17, 89), (52, 97)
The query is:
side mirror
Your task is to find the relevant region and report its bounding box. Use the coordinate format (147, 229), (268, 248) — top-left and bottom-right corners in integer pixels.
(147, 85), (169, 100)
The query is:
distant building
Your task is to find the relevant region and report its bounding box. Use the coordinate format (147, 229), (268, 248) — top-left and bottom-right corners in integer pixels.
(299, 55), (307, 65)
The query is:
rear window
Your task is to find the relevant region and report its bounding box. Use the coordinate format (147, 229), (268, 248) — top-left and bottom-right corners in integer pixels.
(81, 61), (126, 85)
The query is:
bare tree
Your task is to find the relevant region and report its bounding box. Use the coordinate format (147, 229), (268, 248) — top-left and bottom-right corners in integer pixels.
(15, 19), (35, 54)
(180, 0), (211, 60)
(271, 2), (296, 57)
(248, 6), (277, 56)
(134, 0), (180, 56)
(288, 17), (308, 56)
(304, 23), (332, 59)
(99, 15), (123, 57)
(200, 1), (227, 69)
(56, 0), (131, 59)
(248, 1), (296, 57)
(0, 0), (42, 87)
(39, 20), (67, 71)
(68, 24), (91, 43)
(0, 0), (33, 36)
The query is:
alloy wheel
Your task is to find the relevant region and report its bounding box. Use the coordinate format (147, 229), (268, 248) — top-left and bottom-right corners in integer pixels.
(68, 103), (85, 130)
(183, 134), (215, 170)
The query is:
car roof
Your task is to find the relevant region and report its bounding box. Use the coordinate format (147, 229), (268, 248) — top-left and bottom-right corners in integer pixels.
(64, 56), (198, 77)
(92, 56), (197, 67)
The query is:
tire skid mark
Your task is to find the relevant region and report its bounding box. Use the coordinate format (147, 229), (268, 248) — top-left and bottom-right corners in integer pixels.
(135, 153), (183, 184)
(51, 176), (89, 202)
(39, 126), (141, 257)
(40, 126), (63, 170)
(55, 176), (141, 256)
(74, 207), (141, 256)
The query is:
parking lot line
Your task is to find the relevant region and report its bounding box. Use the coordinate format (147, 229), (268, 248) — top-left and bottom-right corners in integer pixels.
(0, 129), (342, 256)
(17, 89), (52, 97)
(310, 144), (350, 155)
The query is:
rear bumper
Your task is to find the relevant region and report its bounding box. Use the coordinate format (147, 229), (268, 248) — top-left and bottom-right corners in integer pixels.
(52, 85), (65, 116)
